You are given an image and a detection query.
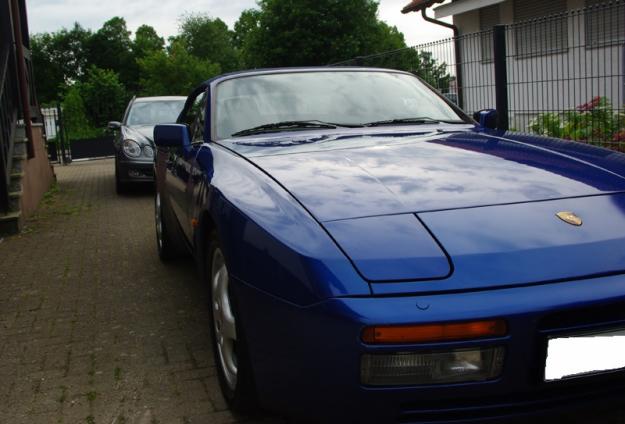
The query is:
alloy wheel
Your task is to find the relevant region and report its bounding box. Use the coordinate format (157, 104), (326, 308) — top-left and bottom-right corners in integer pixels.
(211, 248), (238, 390)
(155, 192), (163, 249)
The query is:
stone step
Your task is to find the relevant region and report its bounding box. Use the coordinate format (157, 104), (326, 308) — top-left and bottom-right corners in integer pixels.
(9, 172), (23, 192)
(8, 190), (22, 213)
(13, 137), (28, 157)
(12, 152), (27, 161)
(1, 125), (27, 235)
(0, 211), (21, 235)
(11, 154), (25, 174)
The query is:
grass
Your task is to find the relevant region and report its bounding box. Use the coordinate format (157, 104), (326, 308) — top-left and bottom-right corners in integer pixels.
(114, 367), (122, 381)
(59, 385), (68, 403)
(42, 182), (60, 204)
(19, 181), (91, 236)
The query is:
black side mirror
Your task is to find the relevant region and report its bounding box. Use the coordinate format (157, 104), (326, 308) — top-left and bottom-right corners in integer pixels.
(107, 121), (121, 130)
(154, 124), (191, 147)
(473, 109), (498, 130)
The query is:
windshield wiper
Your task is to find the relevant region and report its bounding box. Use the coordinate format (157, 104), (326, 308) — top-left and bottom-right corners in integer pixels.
(362, 117), (466, 127)
(231, 120), (361, 137)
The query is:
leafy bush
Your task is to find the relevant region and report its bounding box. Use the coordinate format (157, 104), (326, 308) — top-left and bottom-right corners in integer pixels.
(528, 97), (625, 149)
(80, 66), (129, 129)
(61, 85), (101, 141)
(60, 67), (128, 141)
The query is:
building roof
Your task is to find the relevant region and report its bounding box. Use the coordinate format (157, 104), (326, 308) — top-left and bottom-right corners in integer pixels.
(401, 0), (446, 14)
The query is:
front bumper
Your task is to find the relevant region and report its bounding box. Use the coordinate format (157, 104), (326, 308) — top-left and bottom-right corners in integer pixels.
(235, 273), (625, 423)
(117, 158), (154, 182)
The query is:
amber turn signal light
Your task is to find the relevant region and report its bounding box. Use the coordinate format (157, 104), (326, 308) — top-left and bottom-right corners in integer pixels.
(362, 319), (507, 344)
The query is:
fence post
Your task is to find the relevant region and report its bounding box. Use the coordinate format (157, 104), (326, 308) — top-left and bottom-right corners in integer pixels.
(493, 25), (509, 131)
(56, 102), (69, 165)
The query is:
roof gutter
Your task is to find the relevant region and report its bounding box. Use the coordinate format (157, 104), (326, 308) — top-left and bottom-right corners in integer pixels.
(419, 8), (464, 110)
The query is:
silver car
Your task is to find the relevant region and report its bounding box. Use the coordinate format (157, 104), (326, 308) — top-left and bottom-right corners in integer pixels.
(108, 96), (186, 193)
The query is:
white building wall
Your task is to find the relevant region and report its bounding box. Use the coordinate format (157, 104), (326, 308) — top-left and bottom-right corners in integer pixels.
(452, 0), (624, 132)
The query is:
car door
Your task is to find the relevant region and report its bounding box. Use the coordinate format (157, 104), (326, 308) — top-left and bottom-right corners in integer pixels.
(164, 91), (206, 242)
(186, 90), (212, 236)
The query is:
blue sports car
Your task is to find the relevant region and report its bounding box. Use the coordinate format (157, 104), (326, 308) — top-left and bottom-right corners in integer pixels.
(153, 68), (625, 423)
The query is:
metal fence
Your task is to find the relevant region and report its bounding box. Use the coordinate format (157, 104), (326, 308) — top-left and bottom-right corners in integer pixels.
(42, 105), (115, 163)
(332, 0), (625, 150)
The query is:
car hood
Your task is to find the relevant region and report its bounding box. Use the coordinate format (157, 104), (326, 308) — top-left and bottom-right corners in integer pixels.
(245, 130), (625, 222)
(122, 125), (154, 145)
(235, 129), (625, 291)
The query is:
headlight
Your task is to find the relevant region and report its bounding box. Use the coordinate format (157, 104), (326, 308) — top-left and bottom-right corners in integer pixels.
(361, 346), (505, 386)
(142, 145), (154, 158)
(122, 139), (141, 158)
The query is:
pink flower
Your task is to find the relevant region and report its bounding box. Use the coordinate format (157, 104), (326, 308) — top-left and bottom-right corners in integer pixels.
(613, 130), (625, 143)
(577, 96), (602, 112)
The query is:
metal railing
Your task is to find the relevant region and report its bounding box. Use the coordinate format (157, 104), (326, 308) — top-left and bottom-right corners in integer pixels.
(0, 0), (18, 213)
(0, 0), (39, 213)
(331, 0), (625, 150)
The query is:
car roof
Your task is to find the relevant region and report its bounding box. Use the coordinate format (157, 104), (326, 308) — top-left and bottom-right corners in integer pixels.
(133, 96), (187, 102)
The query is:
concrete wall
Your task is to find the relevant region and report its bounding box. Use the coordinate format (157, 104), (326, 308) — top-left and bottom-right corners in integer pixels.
(20, 124), (55, 218)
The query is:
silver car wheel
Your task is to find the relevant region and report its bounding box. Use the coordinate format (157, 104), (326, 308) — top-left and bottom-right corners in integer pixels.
(211, 248), (238, 390)
(155, 192), (163, 249)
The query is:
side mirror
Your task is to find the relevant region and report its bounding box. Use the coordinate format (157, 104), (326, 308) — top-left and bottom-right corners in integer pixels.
(473, 109), (498, 130)
(154, 124), (191, 147)
(107, 121), (121, 130)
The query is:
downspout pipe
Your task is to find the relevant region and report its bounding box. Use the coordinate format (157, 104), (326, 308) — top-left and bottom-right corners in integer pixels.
(421, 8), (464, 110)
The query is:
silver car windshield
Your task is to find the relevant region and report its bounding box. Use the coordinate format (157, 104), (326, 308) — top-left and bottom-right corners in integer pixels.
(127, 100), (186, 126)
(214, 71), (464, 139)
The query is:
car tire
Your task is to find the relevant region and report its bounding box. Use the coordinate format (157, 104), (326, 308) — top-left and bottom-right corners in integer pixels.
(154, 191), (182, 261)
(206, 233), (257, 414)
(115, 162), (127, 194)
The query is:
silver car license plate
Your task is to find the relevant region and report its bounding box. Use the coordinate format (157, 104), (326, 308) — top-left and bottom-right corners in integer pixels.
(545, 328), (625, 381)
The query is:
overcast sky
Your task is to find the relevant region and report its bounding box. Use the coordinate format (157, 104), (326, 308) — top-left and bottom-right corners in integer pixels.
(26, 0), (454, 47)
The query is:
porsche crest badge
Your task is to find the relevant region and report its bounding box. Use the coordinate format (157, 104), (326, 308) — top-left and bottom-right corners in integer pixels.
(556, 211), (582, 226)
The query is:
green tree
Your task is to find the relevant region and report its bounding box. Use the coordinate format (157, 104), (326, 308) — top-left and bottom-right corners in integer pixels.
(363, 49), (452, 91)
(31, 23), (92, 103)
(61, 85), (101, 140)
(86, 17), (138, 91)
(239, 0), (397, 67)
(80, 66), (128, 128)
(138, 41), (221, 96)
(176, 14), (240, 72)
(133, 24), (165, 59)
(233, 9), (261, 67)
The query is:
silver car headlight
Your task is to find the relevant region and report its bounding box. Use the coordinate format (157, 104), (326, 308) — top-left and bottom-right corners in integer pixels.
(142, 145), (154, 158)
(122, 139), (141, 158)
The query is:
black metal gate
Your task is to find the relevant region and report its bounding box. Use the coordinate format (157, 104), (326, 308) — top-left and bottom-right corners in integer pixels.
(43, 104), (115, 163)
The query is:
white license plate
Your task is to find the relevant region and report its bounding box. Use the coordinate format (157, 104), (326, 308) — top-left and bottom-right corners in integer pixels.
(545, 328), (625, 381)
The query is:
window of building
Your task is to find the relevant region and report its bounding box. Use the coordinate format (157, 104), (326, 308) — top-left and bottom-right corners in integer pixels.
(480, 5), (500, 62)
(585, 0), (625, 46)
(514, 0), (568, 57)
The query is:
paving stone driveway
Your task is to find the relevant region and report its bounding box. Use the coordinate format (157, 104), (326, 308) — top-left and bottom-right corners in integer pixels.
(1, 158), (625, 424)
(0, 159), (283, 424)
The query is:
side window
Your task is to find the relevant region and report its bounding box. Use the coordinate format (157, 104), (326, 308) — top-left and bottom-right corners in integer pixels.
(184, 91), (207, 142)
(513, 0), (568, 57)
(585, 0), (624, 47)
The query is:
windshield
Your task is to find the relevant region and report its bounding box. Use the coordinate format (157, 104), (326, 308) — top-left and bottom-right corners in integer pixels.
(126, 100), (186, 126)
(215, 71), (465, 139)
